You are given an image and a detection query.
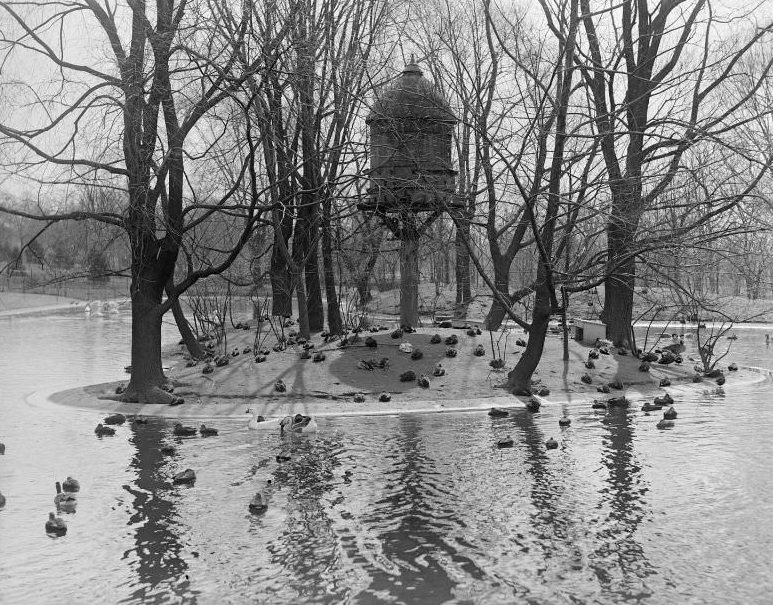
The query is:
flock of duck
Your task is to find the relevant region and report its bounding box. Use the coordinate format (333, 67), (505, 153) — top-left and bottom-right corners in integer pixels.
(167, 411), (318, 514)
(0, 404), (320, 536)
(41, 476), (80, 536)
(92, 407), (319, 516)
(482, 332), (739, 450)
(486, 387), (683, 453)
(0, 413), (129, 536)
(188, 322), (503, 408)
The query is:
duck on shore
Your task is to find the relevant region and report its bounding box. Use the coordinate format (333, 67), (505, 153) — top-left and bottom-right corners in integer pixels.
(662, 334), (686, 354)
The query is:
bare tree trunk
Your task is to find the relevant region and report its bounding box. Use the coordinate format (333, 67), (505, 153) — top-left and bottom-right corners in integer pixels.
(270, 238), (293, 316)
(600, 207), (638, 348)
(507, 271), (552, 394)
(322, 199), (342, 333)
(485, 254), (512, 330)
(166, 279), (205, 359)
(455, 220), (472, 314)
(400, 232), (420, 328)
(295, 266), (310, 339)
(124, 239), (178, 404)
(305, 241), (324, 331)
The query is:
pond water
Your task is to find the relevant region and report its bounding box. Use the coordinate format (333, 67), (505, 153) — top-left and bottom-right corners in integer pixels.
(1, 312), (773, 604)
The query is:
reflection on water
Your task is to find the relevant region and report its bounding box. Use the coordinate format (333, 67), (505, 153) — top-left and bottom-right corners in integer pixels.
(592, 408), (654, 598)
(1, 313), (773, 603)
(360, 416), (470, 604)
(124, 421), (195, 604)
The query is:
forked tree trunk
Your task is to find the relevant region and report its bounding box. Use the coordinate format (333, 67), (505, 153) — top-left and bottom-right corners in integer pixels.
(170, 295), (206, 359)
(507, 272), (551, 394)
(124, 260), (178, 403)
(166, 279), (205, 359)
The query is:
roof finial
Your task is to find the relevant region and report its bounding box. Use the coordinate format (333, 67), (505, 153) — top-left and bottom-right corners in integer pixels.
(410, 52), (415, 64)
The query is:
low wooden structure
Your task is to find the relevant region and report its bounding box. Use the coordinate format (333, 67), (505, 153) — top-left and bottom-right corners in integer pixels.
(573, 319), (607, 345)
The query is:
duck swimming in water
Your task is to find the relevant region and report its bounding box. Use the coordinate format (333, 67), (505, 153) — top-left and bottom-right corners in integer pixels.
(173, 469), (196, 485)
(54, 482), (77, 512)
(279, 414), (318, 435)
(173, 423), (197, 437)
(46, 513), (67, 536)
(62, 476), (80, 493)
(45, 512), (67, 536)
(94, 423), (115, 437)
(248, 493), (268, 515)
(103, 413), (126, 426)
(497, 436), (514, 448)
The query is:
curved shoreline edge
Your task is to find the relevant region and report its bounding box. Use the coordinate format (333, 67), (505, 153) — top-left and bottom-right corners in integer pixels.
(34, 366), (770, 422)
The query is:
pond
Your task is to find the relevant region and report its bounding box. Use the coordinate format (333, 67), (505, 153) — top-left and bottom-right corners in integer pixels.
(1, 311), (772, 604)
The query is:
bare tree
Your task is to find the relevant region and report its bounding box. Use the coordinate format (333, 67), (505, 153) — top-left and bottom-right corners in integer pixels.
(574, 0), (773, 347)
(0, 0), (272, 403)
